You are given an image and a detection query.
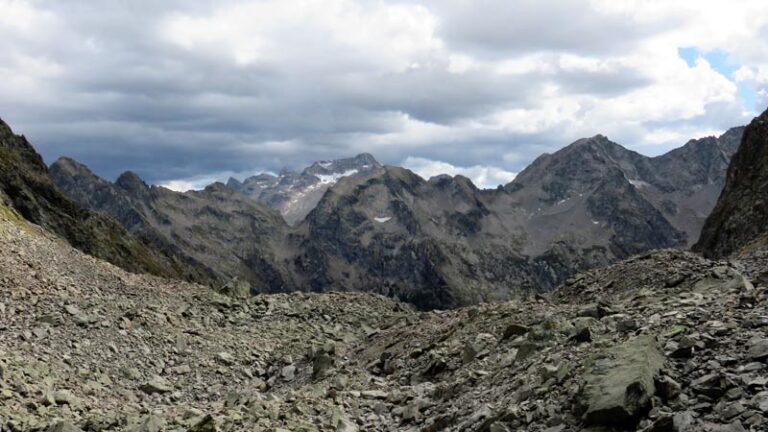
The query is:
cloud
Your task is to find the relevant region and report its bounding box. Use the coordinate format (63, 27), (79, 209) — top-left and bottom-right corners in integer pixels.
(159, 167), (270, 192)
(402, 157), (517, 189)
(0, 0), (766, 186)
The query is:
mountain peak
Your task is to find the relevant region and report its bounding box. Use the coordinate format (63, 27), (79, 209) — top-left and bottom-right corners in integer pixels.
(568, 134), (623, 152)
(51, 156), (94, 176)
(115, 171), (149, 193)
(226, 177), (243, 190)
(352, 152), (379, 165)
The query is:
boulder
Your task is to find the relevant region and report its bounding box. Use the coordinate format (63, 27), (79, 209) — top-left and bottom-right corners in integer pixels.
(47, 422), (85, 432)
(139, 377), (173, 395)
(578, 335), (664, 427)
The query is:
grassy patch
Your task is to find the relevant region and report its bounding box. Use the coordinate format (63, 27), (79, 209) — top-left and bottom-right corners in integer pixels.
(0, 199), (38, 235)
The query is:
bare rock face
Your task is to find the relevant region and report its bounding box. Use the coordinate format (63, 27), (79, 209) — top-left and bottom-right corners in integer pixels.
(290, 128), (742, 308)
(228, 153), (381, 225)
(50, 157), (293, 294)
(45, 115), (744, 309)
(695, 107), (768, 258)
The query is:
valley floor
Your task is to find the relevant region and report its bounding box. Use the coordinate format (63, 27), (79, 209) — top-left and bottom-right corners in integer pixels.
(1, 209), (768, 431)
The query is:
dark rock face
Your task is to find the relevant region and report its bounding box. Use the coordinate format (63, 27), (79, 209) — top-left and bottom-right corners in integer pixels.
(290, 126), (739, 308)
(51, 157), (292, 293)
(695, 108), (768, 258)
(228, 153), (381, 225)
(291, 167), (536, 309)
(0, 118), (210, 284)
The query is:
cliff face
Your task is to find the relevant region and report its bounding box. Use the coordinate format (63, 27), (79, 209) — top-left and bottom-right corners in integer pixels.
(694, 108), (768, 258)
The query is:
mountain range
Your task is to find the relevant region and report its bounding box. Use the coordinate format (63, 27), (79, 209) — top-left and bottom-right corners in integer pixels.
(42, 121), (743, 308)
(1, 107), (767, 432)
(0, 118), (212, 285)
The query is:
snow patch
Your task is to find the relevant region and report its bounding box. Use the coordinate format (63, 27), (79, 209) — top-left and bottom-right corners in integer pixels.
(374, 216), (391, 223)
(316, 169), (359, 184)
(628, 179), (650, 189)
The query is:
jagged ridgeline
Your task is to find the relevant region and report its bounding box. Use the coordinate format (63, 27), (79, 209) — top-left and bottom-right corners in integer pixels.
(0, 118), (214, 284)
(48, 120), (744, 309)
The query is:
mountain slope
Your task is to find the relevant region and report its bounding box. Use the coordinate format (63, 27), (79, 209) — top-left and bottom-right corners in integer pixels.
(0, 118), (211, 283)
(288, 166), (536, 309)
(48, 122), (743, 309)
(3, 195), (767, 431)
(228, 153), (381, 225)
(51, 157), (292, 292)
(695, 108), (768, 258)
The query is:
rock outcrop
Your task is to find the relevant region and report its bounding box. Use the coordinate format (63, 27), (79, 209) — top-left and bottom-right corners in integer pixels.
(695, 107), (768, 258)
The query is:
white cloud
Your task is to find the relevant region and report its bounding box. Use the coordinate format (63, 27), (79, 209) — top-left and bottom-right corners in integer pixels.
(159, 168), (273, 192)
(402, 157), (517, 189)
(161, 0), (442, 72)
(0, 0), (767, 183)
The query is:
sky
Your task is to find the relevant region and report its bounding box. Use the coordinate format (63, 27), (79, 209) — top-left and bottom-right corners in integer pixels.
(1, 0), (767, 189)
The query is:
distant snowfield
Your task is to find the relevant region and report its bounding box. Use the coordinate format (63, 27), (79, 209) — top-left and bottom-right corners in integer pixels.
(315, 169), (359, 184)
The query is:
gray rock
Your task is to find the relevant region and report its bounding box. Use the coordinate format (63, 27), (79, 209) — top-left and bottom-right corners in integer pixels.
(139, 377), (173, 394)
(502, 324), (529, 340)
(747, 338), (768, 361)
(187, 414), (217, 432)
(579, 335), (664, 427)
(47, 422), (85, 432)
(649, 411), (694, 432)
(281, 365), (296, 381)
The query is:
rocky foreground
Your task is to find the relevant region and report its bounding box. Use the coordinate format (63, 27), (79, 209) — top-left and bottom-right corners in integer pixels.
(1, 204), (768, 432)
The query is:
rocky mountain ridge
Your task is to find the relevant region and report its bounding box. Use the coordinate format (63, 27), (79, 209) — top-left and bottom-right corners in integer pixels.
(283, 128), (743, 307)
(50, 157), (291, 293)
(48, 122), (745, 309)
(0, 118), (211, 285)
(227, 153), (381, 225)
